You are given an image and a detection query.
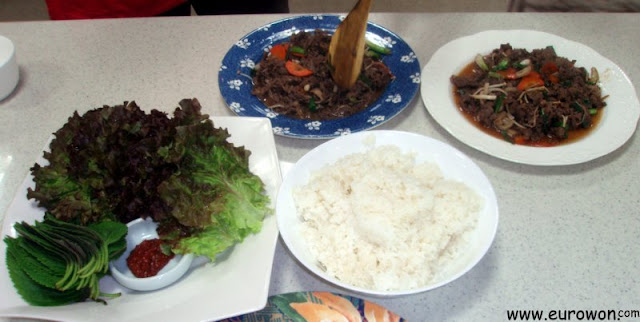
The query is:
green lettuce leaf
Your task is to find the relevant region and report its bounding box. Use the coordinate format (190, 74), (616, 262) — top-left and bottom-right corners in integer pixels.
(157, 120), (271, 259)
(25, 98), (270, 263)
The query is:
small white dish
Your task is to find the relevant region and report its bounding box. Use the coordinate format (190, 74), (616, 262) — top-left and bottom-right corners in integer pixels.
(109, 217), (194, 292)
(276, 130), (499, 297)
(0, 35), (19, 101)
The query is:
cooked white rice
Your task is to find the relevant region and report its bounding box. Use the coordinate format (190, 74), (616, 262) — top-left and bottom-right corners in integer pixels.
(293, 144), (482, 291)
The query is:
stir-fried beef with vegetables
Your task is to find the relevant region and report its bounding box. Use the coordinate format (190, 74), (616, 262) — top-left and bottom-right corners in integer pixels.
(252, 30), (394, 120)
(451, 44), (607, 145)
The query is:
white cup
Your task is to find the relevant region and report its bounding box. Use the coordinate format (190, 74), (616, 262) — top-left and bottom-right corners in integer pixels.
(0, 35), (19, 101)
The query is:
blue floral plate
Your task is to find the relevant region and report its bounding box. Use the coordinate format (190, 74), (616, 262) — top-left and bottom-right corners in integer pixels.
(219, 15), (421, 139)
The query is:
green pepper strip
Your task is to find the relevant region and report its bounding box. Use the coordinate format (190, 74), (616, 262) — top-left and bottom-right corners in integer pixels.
(501, 130), (514, 144)
(365, 50), (381, 60)
(289, 45), (305, 56)
(308, 96), (317, 112)
(493, 58), (509, 71)
(488, 71), (503, 79)
(494, 94), (505, 113)
(365, 39), (391, 55)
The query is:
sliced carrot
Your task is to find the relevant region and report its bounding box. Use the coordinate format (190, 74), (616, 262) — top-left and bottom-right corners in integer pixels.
(517, 71), (544, 91)
(269, 43), (288, 60)
(497, 67), (518, 80)
(541, 61), (560, 84)
(540, 61), (559, 75)
(285, 60), (313, 77)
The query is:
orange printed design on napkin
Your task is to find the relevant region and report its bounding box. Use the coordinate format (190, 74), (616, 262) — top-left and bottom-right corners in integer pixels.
(290, 302), (351, 322)
(312, 292), (362, 322)
(223, 291), (405, 321)
(364, 300), (402, 322)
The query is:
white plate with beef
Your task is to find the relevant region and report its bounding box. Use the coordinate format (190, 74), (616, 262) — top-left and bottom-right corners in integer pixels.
(421, 30), (640, 166)
(219, 15), (421, 139)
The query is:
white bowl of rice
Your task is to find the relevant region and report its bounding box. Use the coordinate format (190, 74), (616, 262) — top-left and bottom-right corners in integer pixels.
(276, 130), (499, 296)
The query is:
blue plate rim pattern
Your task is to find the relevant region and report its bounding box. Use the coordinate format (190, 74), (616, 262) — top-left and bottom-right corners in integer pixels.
(218, 14), (421, 139)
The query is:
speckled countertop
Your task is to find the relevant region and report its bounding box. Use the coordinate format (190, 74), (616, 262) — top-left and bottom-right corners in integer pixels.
(0, 13), (638, 321)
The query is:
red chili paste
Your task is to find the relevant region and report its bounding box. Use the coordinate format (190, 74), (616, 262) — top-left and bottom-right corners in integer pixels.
(126, 238), (175, 278)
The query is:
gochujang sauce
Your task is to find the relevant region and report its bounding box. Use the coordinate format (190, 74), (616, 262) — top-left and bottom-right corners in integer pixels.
(127, 238), (175, 278)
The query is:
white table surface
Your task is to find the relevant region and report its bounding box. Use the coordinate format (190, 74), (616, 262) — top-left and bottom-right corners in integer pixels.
(0, 12), (638, 321)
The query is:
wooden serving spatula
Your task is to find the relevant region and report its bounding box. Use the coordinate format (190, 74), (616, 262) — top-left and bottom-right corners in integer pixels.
(328, 0), (372, 89)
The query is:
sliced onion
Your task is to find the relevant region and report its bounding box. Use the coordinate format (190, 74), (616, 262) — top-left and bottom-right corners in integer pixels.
(310, 88), (324, 101)
(587, 67), (599, 84)
(515, 65), (532, 78)
(470, 94), (497, 100)
(494, 112), (514, 130)
(475, 54), (489, 71)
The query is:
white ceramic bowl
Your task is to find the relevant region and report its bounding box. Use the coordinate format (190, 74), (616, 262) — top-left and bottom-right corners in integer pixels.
(276, 130), (499, 297)
(109, 217), (194, 291)
(0, 35), (19, 101)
